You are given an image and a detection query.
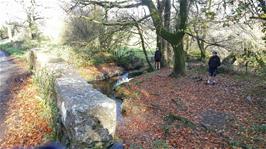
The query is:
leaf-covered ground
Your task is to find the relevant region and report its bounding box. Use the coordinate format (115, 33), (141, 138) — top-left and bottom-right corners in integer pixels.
(0, 75), (54, 148)
(116, 68), (266, 148)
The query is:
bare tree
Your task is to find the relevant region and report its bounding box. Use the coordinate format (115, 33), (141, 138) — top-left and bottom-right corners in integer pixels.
(133, 18), (154, 70)
(72, 0), (191, 76)
(16, 0), (43, 39)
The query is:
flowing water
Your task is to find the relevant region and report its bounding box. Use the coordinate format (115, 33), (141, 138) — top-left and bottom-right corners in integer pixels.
(89, 71), (143, 127)
(89, 73), (131, 123)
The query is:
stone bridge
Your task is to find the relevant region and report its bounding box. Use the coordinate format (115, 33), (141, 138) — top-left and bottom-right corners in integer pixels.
(30, 49), (118, 149)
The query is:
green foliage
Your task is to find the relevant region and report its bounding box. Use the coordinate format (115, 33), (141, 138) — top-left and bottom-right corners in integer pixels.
(0, 40), (38, 58)
(111, 47), (145, 69)
(112, 48), (134, 66)
(239, 51), (265, 73)
(0, 26), (8, 39)
(252, 124), (266, 133)
(152, 139), (169, 149)
(229, 140), (242, 149)
(229, 140), (252, 149)
(33, 68), (58, 140)
(161, 124), (171, 136)
(205, 11), (216, 20)
(33, 68), (56, 104)
(91, 52), (114, 65)
(69, 47), (94, 66)
(129, 144), (143, 149)
(186, 49), (204, 62)
(0, 42), (25, 57)
(71, 47), (114, 66)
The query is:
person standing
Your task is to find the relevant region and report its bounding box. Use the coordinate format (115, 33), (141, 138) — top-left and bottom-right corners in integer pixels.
(208, 51), (221, 84)
(154, 48), (161, 70)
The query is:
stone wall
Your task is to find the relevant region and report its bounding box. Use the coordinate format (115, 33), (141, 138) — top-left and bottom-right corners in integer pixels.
(30, 49), (116, 148)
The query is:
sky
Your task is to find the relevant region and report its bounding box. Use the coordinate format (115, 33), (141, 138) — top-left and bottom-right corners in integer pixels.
(0, 0), (25, 25)
(0, 0), (68, 40)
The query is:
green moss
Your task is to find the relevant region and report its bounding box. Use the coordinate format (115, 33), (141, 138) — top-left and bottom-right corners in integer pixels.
(152, 139), (169, 149)
(252, 124), (266, 133)
(129, 144), (143, 149)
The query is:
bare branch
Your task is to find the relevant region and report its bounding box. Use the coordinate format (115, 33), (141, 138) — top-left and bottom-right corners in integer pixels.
(250, 16), (266, 21)
(74, 0), (143, 9)
(132, 17), (154, 70)
(79, 14), (151, 27)
(185, 31), (230, 49)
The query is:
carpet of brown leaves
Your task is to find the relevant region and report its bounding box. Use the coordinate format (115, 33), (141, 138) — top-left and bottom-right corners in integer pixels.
(116, 68), (266, 148)
(0, 77), (53, 148)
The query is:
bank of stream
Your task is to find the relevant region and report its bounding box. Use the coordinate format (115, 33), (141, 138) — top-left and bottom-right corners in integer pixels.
(89, 70), (144, 126)
(90, 76), (124, 123)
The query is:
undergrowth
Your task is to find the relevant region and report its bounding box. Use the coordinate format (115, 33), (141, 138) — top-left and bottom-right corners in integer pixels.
(33, 68), (58, 140)
(0, 40), (39, 58)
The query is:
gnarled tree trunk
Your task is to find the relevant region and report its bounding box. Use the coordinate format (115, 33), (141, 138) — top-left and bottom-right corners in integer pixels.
(172, 39), (186, 76)
(142, 0), (189, 76)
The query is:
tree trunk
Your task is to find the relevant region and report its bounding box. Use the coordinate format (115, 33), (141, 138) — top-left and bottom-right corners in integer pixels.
(163, 0), (171, 66)
(142, 0), (189, 76)
(245, 61), (249, 73)
(99, 8), (110, 50)
(156, 0), (166, 66)
(196, 38), (206, 61)
(7, 25), (13, 42)
(172, 40), (185, 76)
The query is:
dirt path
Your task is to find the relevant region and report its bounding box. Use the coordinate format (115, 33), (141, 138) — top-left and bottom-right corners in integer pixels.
(0, 50), (19, 141)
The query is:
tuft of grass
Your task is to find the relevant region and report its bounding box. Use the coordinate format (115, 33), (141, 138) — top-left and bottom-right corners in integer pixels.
(33, 68), (58, 140)
(161, 124), (171, 136)
(129, 143), (143, 149)
(164, 113), (196, 129)
(252, 124), (266, 133)
(114, 85), (141, 100)
(229, 139), (251, 149)
(152, 139), (169, 149)
(134, 80), (144, 86)
(33, 68), (56, 103)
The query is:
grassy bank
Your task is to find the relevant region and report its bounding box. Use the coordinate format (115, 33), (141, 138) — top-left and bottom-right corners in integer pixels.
(0, 40), (39, 58)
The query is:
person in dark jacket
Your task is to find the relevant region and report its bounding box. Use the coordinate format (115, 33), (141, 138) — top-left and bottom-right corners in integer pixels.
(208, 51), (221, 84)
(154, 48), (161, 70)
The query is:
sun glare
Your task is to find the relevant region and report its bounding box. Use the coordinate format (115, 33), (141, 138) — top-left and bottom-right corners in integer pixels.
(0, 0), (68, 41)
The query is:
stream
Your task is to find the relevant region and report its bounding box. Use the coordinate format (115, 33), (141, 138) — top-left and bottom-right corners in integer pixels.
(89, 72), (131, 123)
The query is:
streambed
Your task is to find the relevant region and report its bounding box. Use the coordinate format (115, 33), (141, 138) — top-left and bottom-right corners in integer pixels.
(89, 75), (125, 123)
